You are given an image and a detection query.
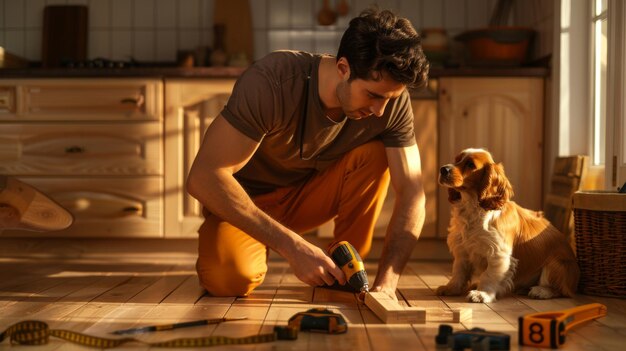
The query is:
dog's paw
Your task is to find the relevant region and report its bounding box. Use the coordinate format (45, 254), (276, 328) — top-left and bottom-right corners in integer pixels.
(466, 290), (496, 303)
(436, 284), (464, 296)
(528, 286), (556, 299)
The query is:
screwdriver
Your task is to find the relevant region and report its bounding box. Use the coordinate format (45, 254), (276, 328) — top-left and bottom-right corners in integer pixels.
(110, 317), (247, 335)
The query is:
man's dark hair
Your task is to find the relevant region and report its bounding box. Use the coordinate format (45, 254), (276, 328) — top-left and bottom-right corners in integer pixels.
(337, 8), (429, 89)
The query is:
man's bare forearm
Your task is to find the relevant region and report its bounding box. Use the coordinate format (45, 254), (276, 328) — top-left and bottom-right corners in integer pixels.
(373, 189), (425, 290)
(187, 169), (298, 256)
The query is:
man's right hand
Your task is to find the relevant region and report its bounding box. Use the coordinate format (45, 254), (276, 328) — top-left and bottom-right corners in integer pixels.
(284, 239), (347, 287)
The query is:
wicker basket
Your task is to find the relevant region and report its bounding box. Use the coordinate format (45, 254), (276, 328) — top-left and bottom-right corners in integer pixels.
(572, 191), (626, 298)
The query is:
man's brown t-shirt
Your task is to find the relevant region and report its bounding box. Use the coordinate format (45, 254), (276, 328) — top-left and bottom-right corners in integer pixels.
(221, 51), (416, 196)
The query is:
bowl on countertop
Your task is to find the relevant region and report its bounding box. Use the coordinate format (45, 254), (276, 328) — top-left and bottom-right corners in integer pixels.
(455, 27), (535, 66)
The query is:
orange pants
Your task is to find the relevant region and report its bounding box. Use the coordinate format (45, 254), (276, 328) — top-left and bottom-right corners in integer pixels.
(196, 141), (390, 296)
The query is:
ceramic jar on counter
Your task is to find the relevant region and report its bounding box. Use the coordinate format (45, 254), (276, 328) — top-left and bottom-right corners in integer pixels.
(420, 28), (449, 66)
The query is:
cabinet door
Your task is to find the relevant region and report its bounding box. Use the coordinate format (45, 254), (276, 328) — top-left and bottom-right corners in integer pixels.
(0, 122), (162, 176)
(438, 77), (544, 236)
(0, 86), (16, 114)
(0, 79), (162, 121)
(164, 79), (235, 237)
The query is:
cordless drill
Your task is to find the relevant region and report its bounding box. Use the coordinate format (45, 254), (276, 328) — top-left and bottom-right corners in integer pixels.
(328, 241), (369, 293)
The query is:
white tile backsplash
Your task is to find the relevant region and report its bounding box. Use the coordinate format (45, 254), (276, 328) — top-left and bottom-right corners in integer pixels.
(199, 0), (213, 29)
(89, 0), (110, 28)
(111, 30), (132, 60)
(155, 29), (176, 61)
(25, 0), (45, 28)
(422, 0), (443, 28)
(5, 30), (25, 56)
(0, 0), (552, 63)
(111, 0), (132, 29)
(25, 29), (40, 58)
(178, 29), (200, 51)
(134, 0), (155, 28)
(155, 0), (176, 28)
(268, 0), (290, 29)
(89, 29), (111, 58)
(467, 0), (489, 28)
(0, 0), (5, 30)
(267, 30), (289, 53)
(133, 30), (155, 60)
(253, 29), (267, 60)
(250, 0), (267, 29)
(178, 0), (200, 29)
(314, 30), (340, 55)
(444, 0), (465, 29)
(291, 0), (313, 29)
(398, 0), (421, 31)
(289, 30), (313, 52)
(5, 0), (24, 28)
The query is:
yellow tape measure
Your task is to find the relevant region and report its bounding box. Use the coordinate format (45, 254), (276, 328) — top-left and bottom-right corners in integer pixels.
(518, 303), (607, 349)
(0, 320), (297, 348)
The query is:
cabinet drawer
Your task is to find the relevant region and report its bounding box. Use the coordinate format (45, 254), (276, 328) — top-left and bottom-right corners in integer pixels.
(1, 177), (163, 237)
(0, 86), (16, 114)
(1, 79), (162, 121)
(0, 122), (162, 176)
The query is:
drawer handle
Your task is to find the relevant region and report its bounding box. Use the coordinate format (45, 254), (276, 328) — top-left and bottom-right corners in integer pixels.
(65, 146), (85, 154)
(122, 206), (141, 213)
(120, 95), (145, 107)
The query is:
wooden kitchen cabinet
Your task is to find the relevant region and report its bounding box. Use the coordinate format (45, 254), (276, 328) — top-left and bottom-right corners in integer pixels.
(437, 77), (544, 236)
(0, 74), (544, 241)
(5, 80), (161, 121)
(163, 79), (235, 237)
(0, 78), (164, 237)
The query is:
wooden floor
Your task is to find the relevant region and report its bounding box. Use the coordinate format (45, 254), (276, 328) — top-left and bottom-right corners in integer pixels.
(0, 238), (624, 350)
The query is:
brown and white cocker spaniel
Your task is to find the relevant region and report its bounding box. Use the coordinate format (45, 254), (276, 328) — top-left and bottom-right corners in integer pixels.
(436, 148), (579, 303)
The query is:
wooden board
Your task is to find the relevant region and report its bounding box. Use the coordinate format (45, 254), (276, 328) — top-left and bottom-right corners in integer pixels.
(213, 0), (254, 65)
(543, 155), (588, 250)
(365, 291), (472, 325)
(42, 5), (88, 67)
(365, 292), (426, 324)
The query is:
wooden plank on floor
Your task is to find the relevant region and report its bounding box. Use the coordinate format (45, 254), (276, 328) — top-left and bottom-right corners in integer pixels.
(358, 303), (425, 351)
(90, 275), (164, 304)
(160, 274), (205, 304)
(399, 265), (470, 324)
(126, 274), (188, 304)
(364, 292), (426, 324)
(43, 302), (128, 351)
(0, 260), (66, 291)
(0, 264), (73, 309)
(313, 287), (358, 310)
(0, 274), (102, 318)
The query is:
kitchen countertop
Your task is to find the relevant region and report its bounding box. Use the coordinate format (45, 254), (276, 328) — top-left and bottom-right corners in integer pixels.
(0, 65), (549, 79)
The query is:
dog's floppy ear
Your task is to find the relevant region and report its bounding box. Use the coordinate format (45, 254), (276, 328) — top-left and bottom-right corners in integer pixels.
(477, 163), (513, 210)
(448, 188), (461, 203)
